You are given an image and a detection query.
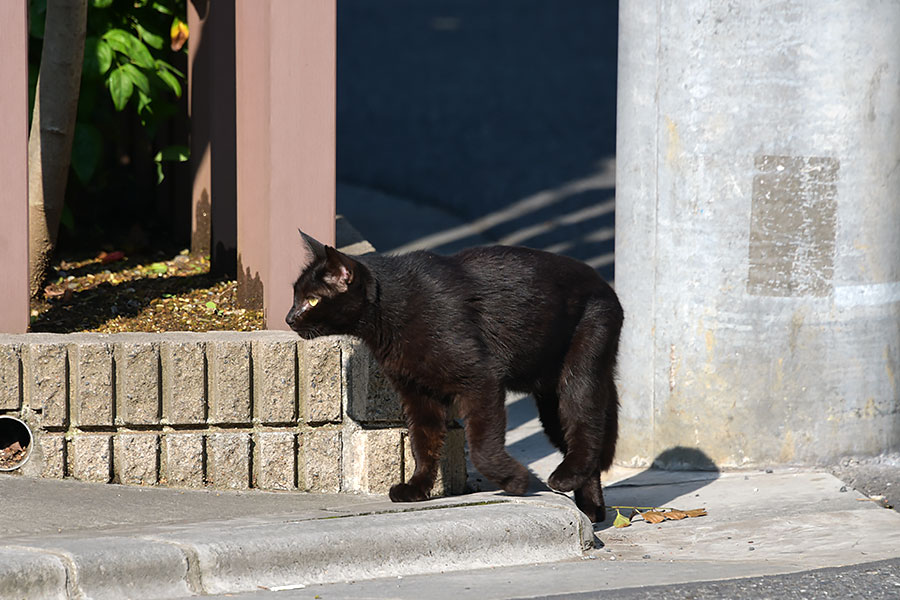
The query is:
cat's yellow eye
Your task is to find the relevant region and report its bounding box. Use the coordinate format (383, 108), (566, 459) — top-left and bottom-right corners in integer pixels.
(307, 297), (319, 307)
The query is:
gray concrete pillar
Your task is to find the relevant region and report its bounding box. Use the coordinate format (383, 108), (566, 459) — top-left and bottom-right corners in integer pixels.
(615, 1), (900, 468)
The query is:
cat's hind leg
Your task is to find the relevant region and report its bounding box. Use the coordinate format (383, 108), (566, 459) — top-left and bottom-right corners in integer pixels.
(575, 377), (619, 523)
(547, 303), (620, 494)
(574, 470), (606, 523)
(459, 383), (530, 495)
(390, 393), (448, 502)
(540, 380), (616, 523)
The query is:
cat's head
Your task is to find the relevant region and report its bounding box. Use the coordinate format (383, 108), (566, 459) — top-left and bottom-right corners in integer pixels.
(286, 230), (370, 339)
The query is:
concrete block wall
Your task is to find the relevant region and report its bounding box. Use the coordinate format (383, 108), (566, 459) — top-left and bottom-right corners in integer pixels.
(0, 332), (466, 497)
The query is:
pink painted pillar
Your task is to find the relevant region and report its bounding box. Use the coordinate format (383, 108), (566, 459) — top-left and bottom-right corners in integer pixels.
(0, 0), (30, 333)
(235, 0), (336, 330)
(188, 0), (237, 277)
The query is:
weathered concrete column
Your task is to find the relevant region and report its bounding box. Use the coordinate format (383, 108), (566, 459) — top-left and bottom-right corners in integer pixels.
(234, 0), (336, 329)
(0, 0), (29, 334)
(615, 2), (900, 468)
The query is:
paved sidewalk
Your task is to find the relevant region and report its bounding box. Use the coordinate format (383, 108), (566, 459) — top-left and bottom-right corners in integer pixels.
(3, 461), (899, 598)
(0, 475), (591, 599)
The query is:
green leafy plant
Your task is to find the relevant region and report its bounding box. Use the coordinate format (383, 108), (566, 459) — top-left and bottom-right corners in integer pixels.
(29, 0), (189, 214)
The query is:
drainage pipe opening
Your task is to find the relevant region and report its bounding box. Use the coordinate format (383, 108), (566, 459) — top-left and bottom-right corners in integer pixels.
(0, 416), (33, 471)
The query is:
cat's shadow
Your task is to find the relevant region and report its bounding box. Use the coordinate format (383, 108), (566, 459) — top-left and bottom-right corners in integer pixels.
(466, 428), (721, 534)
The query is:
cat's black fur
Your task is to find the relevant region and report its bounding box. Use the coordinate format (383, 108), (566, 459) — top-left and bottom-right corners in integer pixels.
(287, 231), (623, 522)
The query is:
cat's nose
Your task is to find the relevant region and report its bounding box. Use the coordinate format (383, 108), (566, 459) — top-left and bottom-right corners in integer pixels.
(285, 309), (295, 328)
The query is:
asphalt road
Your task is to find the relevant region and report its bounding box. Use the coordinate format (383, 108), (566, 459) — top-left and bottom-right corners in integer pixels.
(212, 557), (900, 599)
(336, 0), (618, 278)
(537, 558), (900, 600)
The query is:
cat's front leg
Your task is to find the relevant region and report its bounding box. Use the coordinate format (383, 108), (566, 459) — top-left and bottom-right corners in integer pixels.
(390, 394), (448, 503)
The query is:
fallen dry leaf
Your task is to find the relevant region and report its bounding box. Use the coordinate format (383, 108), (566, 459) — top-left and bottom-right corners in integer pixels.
(683, 508), (708, 518)
(665, 510), (688, 520)
(641, 511), (666, 524)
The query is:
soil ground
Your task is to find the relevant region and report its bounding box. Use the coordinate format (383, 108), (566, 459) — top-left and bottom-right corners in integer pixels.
(30, 250), (264, 333)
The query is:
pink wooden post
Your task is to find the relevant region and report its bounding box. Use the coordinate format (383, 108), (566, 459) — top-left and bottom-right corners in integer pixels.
(188, 0), (237, 276)
(234, 0), (336, 330)
(0, 0), (30, 333)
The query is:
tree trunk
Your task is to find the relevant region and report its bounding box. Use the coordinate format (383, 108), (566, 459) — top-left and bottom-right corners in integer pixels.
(28, 0), (87, 298)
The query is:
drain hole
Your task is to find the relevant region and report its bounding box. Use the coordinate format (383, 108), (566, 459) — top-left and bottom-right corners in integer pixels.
(0, 416), (32, 471)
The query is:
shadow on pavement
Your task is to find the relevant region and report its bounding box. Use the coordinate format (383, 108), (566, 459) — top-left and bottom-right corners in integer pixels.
(597, 447), (721, 531)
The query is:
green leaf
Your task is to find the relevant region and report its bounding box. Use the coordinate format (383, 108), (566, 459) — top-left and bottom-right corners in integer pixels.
(156, 59), (185, 78)
(137, 90), (153, 116)
(156, 69), (182, 97)
(613, 509), (632, 529)
(103, 29), (135, 56)
(83, 37), (112, 78)
(205, 301), (217, 310)
(154, 145), (190, 162)
(151, 1), (174, 15)
(70, 122), (103, 184)
(96, 38), (113, 75)
(135, 23), (165, 50)
(107, 66), (134, 111)
(149, 262), (168, 274)
(92, 0), (114, 7)
(153, 145), (189, 184)
(103, 28), (155, 70)
(120, 63), (150, 95)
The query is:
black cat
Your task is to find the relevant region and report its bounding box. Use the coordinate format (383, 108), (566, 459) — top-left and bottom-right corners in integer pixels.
(286, 231), (623, 522)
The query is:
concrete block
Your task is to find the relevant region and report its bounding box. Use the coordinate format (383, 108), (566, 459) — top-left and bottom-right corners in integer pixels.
(69, 342), (114, 427)
(255, 431), (296, 490)
(115, 341), (160, 425)
(342, 428), (403, 495)
(299, 429), (342, 493)
(70, 434), (113, 483)
(24, 342), (67, 427)
(161, 338), (206, 425)
(0, 549), (67, 600)
(403, 425), (467, 497)
(21, 537), (192, 600)
(38, 433), (66, 479)
(252, 337), (297, 424)
(0, 343), (21, 410)
(363, 349), (404, 424)
(161, 432), (205, 488)
(208, 337), (252, 424)
(207, 432), (251, 490)
(300, 337), (342, 424)
(343, 338), (404, 425)
(115, 433), (159, 485)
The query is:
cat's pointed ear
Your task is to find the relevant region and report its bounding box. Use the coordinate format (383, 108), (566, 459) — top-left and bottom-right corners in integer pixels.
(298, 229), (328, 262)
(323, 245), (354, 293)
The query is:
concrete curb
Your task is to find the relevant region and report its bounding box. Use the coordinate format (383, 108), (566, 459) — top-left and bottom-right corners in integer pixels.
(0, 494), (591, 599)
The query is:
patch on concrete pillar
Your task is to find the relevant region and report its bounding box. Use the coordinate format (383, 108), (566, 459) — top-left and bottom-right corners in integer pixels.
(748, 155), (839, 297)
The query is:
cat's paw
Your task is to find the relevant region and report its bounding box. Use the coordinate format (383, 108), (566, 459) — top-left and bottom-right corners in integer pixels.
(547, 464), (589, 493)
(499, 465), (531, 496)
(389, 482), (429, 503)
(574, 492), (606, 523)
